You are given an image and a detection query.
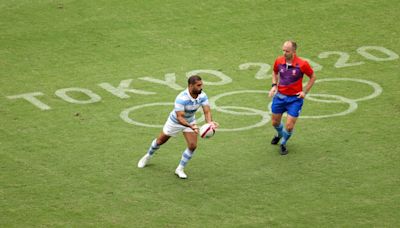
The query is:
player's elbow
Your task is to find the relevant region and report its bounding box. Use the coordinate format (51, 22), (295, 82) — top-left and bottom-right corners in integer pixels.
(311, 73), (316, 80)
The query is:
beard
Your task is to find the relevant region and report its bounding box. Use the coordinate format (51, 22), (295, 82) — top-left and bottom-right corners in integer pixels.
(284, 53), (293, 60)
(194, 89), (202, 94)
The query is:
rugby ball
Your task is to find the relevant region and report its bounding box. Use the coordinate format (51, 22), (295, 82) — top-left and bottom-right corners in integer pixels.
(199, 123), (215, 138)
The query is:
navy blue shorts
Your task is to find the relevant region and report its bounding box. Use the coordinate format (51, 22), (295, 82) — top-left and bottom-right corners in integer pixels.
(271, 93), (304, 117)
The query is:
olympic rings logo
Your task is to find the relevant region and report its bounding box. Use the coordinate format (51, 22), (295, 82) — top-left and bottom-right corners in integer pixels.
(120, 78), (382, 132)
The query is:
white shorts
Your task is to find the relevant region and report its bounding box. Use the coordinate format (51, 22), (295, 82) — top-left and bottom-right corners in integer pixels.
(163, 117), (196, 137)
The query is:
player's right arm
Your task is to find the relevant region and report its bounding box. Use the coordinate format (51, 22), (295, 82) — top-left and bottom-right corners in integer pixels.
(176, 111), (199, 134)
(269, 70), (279, 97)
(269, 59), (279, 97)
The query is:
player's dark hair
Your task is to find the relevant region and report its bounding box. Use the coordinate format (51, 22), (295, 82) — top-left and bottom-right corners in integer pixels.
(188, 75), (202, 85)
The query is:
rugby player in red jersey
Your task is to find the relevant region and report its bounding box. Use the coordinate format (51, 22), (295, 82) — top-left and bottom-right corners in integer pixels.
(268, 41), (316, 155)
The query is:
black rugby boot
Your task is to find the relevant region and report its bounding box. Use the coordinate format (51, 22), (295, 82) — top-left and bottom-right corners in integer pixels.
(280, 144), (288, 155)
(271, 135), (281, 145)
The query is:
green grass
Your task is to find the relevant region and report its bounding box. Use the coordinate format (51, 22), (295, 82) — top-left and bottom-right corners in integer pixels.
(1, 0), (400, 226)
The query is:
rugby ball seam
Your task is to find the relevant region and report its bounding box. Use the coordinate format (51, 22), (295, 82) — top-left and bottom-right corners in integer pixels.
(201, 125), (214, 138)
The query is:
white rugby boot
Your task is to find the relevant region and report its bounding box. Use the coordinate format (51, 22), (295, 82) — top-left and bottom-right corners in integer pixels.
(137, 154), (152, 168)
(174, 167), (187, 179)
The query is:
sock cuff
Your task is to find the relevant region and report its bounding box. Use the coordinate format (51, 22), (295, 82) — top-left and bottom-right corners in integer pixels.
(183, 149), (194, 158)
(151, 139), (160, 149)
(283, 128), (293, 135)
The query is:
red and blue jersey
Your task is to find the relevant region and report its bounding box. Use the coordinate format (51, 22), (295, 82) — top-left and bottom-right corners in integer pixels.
(273, 54), (314, 96)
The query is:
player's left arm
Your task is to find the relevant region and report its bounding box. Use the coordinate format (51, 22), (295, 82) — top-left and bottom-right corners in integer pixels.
(297, 61), (316, 98)
(303, 72), (316, 96)
(202, 105), (219, 128)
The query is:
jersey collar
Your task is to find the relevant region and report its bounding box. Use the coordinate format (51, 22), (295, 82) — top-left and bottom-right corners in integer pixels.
(286, 54), (299, 66)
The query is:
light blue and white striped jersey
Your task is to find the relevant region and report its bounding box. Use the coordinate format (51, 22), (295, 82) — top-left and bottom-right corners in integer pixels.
(169, 89), (209, 124)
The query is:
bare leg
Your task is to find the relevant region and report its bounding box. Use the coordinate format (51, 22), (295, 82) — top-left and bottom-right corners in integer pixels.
(156, 131), (171, 146)
(285, 115), (298, 132)
(271, 113), (283, 127)
(175, 132), (198, 179)
(183, 132), (198, 151)
(138, 131), (171, 168)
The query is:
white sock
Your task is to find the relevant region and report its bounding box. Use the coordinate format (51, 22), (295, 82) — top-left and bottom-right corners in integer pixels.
(178, 148), (194, 168)
(147, 138), (160, 156)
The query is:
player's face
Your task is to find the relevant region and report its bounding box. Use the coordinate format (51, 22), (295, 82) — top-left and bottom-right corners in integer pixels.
(190, 80), (203, 95)
(282, 43), (295, 60)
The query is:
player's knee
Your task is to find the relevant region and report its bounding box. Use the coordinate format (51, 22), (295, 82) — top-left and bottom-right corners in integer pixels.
(285, 125), (294, 132)
(272, 119), (280, 127)
(271, 115), (282, 126)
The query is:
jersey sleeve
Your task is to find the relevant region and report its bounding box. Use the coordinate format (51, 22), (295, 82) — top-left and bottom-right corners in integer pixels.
(174, 97), (185, 112)
(200, 94), (209, 106)
(273, 59), (280, 73)
(301, 61), (314, 77)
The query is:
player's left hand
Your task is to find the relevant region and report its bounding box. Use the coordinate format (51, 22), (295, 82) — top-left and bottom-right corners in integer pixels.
(296, 91), (306, 99)
(210, 121), (219, 129)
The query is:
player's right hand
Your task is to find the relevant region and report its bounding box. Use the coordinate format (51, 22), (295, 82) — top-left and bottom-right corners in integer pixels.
(268, 87), (277, 97)
(191, 124), (199, 134)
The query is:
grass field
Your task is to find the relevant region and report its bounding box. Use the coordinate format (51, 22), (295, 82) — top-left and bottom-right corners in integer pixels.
(1, 0), (400, 227)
